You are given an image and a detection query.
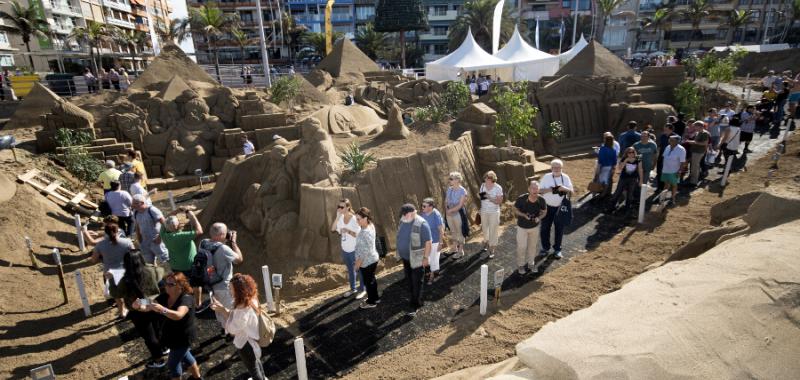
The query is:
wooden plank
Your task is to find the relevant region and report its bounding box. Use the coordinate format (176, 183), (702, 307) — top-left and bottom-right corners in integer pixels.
(16, 169), (39, 183)
(43, 181), (63, 194)
(69, 192), (87, 205)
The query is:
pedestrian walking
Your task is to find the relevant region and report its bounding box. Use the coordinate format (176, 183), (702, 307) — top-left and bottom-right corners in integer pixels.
(354, 207), (381, 308)
(129, 172), (154, 206)
(444, 172), (468, 258)
(513, 181), (547, 274)
(396, 204), (432, 317)
(132, 194), (169, 266)
(84, 68), (97, 93)
(718, 119), (741, 167)
(660, 135), (687, 205)
(686, 121), (710, 186)
(633, 130), (658, 185)
(161, 209), (204, 309)
(126, 149), (148, 187)
(617, 121), (641, 154)
(91, 220), (134, 319)
(211, 273), (266, 380)
(479, 171), (503, 259)
(98, 160), (121, 194)
(539, 159), (574, 259)
(108, 68), (121, 90)
(105, 181), (134, 237)
(420, 197), (445, 285)
(596, 134), (617, 196)
(119, 250), (167, 369)
(656, 123), (674, 191)
(199, 223), (244, 327)
(330, 198), (365, 299)
(118, 163), (135, 194)
(609, 147), (643, 213)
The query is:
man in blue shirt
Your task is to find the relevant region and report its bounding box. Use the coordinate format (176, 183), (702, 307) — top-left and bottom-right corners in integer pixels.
(396, 203), (432, 317)
(617, 121), (641, 154)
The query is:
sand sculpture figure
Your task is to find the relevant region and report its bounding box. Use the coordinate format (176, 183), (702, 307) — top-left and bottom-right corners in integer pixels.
(378, 100), (410, 140)
(240, 145), (296, 234)
(50, 97), (95, 129)
(287, 117), (340, 186)
(206, 87), (240, 127)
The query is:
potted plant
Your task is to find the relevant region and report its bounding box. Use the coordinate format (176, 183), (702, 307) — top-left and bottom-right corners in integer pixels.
(543, 120), (563, 155)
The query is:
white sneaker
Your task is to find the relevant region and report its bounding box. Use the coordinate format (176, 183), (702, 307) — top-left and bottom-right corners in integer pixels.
(355, 291), (367, 300)
(342, 290), (354, 298)
(518, 267), (526, 275)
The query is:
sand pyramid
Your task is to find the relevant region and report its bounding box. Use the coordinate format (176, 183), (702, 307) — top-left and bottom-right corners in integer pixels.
(5, 82), (62, 129)
(293, 74), (331, 106)
(129, 43), (218, 91)
(316, 38), (379, 77)
(556, 40), (635, 82)
(158, 75), (194, 101)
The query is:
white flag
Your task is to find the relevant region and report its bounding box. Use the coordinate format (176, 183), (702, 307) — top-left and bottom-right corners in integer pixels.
(535, 18), (540, 50)
(492, 0), (505, 54)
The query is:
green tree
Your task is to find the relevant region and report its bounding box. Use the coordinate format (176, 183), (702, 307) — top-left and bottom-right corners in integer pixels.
(449, 0), (513, 53)
(780, 0), (800, 42)
(189, 2), (238, 82)
(493, 82), (538, 146)
(228, 27), (255, 68)
(355, 23), (388, 60)
(442, 81), (471, 117)
(682, 0), (714, 49)
(158, 17), (190, 45)
(53, 128), (104, 191)
(273, 13), (307, 61)
(726, 9), (753, 45)
(0, 0), (50, 70)
(302, 31), (343, 57)
(374, 0), (428, 68)
(111, 28), (149, 72)
(641, 7), (673, 52)
(595, 0), (626, 44)
(68, 22), (111, 76)
(270, 75), (300, 107)
(673, 81), (702, 117)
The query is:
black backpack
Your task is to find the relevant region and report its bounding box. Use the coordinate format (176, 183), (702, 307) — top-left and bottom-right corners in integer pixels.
(189, 241), (223, 288)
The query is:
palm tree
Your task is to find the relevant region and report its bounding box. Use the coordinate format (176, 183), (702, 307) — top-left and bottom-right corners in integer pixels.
(0, 0), (49, 70)
(68, 22), (111, 75)
(302, 31), (344, 57)
(273, 12), (307, 62)
(355, 23), (388, 59)
(449, 0), (514, 53)
(111, 28), (149, 72)
(642, 7), (673, 52)
(682, 0), (714, 49)
(374, 0), (428, 68)
(595, 0), (626, 44)
(726, 9), (753, 45)
(189, 2), (238, 82)
(228, 27), (255, 68)
(780, 0), (800, 42)
(158, 17), (190, 45)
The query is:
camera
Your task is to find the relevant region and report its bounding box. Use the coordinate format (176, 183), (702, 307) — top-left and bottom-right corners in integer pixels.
(479, 191), (487, 200)
(226, 230), (236, 241)
(138, 298), (150, 306)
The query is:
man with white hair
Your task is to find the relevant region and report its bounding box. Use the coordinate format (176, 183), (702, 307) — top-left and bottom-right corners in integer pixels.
(538, 159), (574, 260)
(98, 160), (121, 194)
(132, 194), (169, 265)
(198, 222), (243, 326)
(396, 203), (431, 317)
(161, 207), (204, 309)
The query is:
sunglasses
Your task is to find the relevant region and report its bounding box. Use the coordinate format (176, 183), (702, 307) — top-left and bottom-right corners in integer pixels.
(337, 205), (345, 209)
(165, 281), (176, 287)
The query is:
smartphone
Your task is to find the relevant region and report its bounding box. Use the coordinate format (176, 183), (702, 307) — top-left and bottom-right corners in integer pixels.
(139, 298), (150, 306)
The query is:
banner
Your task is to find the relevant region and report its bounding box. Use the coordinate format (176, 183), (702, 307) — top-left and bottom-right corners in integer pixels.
(325, 0), (335, 55)
(492, 0), (504, 54)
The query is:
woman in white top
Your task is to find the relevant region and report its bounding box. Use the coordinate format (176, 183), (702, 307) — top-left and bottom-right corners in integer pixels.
(354, 207), (381, 308)
(538, 159), (574, 259)
(211, 273), (265, 380)
(445, 172), (468, 258)
(330, 198), (364, 298)
(718, 120), (741, 166)
(479, 171), (503, 259)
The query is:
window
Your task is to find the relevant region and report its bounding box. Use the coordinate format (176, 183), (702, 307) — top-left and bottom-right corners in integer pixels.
(355, 5), (374, 20)
(0, 32), (8, 44)
(0, 54), (14, 67)
(434, 44), (448, 55)
(430, 5), (447, 16)
(562, 0), (590, 10)
(603, 29), (625, 46)
(432, 26), (448, 35)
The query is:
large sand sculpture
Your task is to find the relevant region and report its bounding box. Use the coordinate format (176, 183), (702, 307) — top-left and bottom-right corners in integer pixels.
(316, 38), (380, 78)
(6, 82), (66, 129)
(555, 40), (636, 83)
(128, 43), (218, 91)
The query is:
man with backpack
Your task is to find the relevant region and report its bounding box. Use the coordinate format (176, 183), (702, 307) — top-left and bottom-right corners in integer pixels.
(196, 222), (243, 327)
(161, 208), (204, 310)
(132, 194), (169, 266)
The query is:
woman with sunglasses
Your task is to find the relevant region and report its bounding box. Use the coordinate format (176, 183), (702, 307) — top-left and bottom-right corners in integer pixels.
(609, 147), (643, 214)
(211, 273), (265, 379)
(330, 198), (364, 299)
(122, 250), (166, 369)
(445, 171), (468, 259)
(142, 272), (201, 380)
(353, 207), (381, 308)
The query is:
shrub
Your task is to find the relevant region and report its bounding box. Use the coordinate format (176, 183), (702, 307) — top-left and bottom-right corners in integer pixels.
(441, 81), (471, 117)
(339, 142), (376, 173)
(53, 128), (104, 189)
(673, 81), (702, 118)
(414, 105), (448, 123)
(270, 75), (301, 106)
(545, 120), (564, 141)
(492, 82), (538, 146)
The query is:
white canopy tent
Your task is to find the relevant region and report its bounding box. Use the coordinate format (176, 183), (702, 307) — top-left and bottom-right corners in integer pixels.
(494, 27), (560, 81)
(425, 28), (513, 81)
(558, 35), (589, 66)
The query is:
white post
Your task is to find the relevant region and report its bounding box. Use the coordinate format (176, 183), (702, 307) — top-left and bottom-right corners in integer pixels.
(167, 191), (176, 211)
(721, 158), (734, 186)
(74, 214), (85, 252)
(480, 264), (488, 315)
(261, 265), (276, 312)
(638, 184), (648, 224)
(294, 337), (308, 380)
(75, 270), (91, 317)
(255, 0), (272, 88)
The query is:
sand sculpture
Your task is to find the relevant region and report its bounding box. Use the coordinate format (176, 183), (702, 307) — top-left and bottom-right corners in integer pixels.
(377, 100), (410, 139)
(316, 38), (380, 78)
(555, 40), (636, 83)
(287, 117), (341, 186)
(311, 104), (386, 136)
(128, 43), (218, 91)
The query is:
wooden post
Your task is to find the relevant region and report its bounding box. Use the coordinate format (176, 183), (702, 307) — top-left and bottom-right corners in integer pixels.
(294, 337), (308, 380)
(74, 214), (85, 252)
(261, 265), (276, 312)
(75, 270), (91, 317)
(638, 184), (649, 224)
(52, 248), (69, 303)
(25, 236), (38, 269)
(480, 264), (488, 315)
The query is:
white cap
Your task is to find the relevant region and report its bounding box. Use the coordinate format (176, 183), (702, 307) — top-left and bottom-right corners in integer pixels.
(105, 160), (115, 168)
(272, 134), (282, 140)
(132, 194), (147, 204)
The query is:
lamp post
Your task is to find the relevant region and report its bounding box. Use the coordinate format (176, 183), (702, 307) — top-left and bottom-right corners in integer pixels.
(256, 0), (272, 87)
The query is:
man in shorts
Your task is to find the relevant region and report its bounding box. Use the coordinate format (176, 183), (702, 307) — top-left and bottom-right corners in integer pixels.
(660, 135), (687, 204)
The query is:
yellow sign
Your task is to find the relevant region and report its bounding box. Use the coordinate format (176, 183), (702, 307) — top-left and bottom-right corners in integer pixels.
(325, 0), (335, 55)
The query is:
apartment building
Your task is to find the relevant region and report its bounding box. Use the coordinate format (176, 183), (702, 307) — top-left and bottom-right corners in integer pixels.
(0, 0), (170, 73)
(518, 0), (592, 54)
(417, 1), (463, 62)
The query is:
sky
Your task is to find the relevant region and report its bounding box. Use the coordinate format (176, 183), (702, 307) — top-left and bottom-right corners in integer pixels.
(168, 0), (196, 60)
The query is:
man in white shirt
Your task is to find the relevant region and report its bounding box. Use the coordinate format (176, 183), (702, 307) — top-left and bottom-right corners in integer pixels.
(660, 135), (687, 204)
(718, 101), (736, 121)
(241, 135), (255, 156)
(129, 172), (154, 206)
(537, 159), (574, 260)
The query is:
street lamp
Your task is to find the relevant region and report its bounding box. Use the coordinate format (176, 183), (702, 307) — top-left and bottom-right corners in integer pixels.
(256, 0), (272, 87)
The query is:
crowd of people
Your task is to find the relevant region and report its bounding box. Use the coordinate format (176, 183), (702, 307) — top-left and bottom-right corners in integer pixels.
(83, 66), (132, 93)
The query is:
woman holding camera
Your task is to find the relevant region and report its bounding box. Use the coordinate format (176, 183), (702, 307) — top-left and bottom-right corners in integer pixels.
(137, 272), (201, 380)
(609, 147), (643, 213)
(479, 171), (503, 259)
(119, 250), (166, 369)
(211, 273), (266, 380)
(539, 159), (574, 260)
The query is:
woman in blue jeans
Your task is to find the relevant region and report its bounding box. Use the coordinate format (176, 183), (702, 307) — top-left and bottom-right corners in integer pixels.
(139, 272), (201, 380)
(330, 198), (365, 299)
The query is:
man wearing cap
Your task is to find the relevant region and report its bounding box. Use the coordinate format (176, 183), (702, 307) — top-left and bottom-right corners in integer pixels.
(660, 135), (687, 204)
(105, 181), (134, 237)
(98, 160), (121, 194)
(396, 203), (432, 317)
(132, 194), (169, 265)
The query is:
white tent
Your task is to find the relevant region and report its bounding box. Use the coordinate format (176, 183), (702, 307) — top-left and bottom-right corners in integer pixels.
(425, 28), (513, 81)
(558, 35), (589, 66)
(494, 27), (560, 81)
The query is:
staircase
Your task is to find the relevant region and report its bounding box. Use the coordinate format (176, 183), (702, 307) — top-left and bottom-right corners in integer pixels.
(538, 135), (600, 163)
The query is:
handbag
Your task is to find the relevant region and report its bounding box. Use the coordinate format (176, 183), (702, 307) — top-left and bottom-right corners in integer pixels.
(251, 304), (276, 347)
(556, 196), (573, 226)
(375, 235), (388, 258)
(587, 181), (605, 193)
(474, 211), (481, 226)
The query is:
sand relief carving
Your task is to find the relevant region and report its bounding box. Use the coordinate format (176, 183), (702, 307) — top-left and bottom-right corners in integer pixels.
(287, 117), (341, 186)
(240, 145), (297, 234)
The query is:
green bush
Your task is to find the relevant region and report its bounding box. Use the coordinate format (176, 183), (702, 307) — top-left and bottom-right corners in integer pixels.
(53, 128), (104, 189)
(441, 81), (471, 117)
(545, 120), (564, 141)
(673, 81), (702, 118)
(492, 82), (538, 146)
(414, 105), (448, 123)
(270, 75), (301, 105)
(339, 142), (376, 173)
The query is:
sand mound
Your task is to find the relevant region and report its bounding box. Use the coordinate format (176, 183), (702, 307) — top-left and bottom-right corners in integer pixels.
(5, 82), (60, 129)
(0, 173), (15, 203)
(129, 43), (217, 91)
(735, 48), (800, 76)
(158, 75), (194, 101)
(495, 219), (800, 379)
(555, 40), (635, 82)
(294, 74), (331, 106)
(310, 104), (385, 135)
(316, 38), (379, 77)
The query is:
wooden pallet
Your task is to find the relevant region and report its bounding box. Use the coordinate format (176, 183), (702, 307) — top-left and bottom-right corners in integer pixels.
(16, 169), (98, 212)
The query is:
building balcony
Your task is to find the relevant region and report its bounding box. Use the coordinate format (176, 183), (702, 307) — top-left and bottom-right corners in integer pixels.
(418, 33), (448, 41)
(135, 23), (149, 32)
(522, 10), (550, 20)
(423, 53), (445, 62)
(103, 0), (132, 13)
(48, 1), (83, 17)
(107, 17), (135, 29)
(52, 23), (75, 34)
(428, 10), (458, 21)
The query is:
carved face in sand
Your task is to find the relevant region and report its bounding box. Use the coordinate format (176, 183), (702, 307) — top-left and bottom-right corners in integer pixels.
(184, 98), (209, 124)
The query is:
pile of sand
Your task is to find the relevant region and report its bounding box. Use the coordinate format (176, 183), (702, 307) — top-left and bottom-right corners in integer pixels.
(555, 40), (635, 82)
(316, 38), (379, 78)
(293, 74), (331, 106)
(128, 43), (217, 91)
(5, 82), (61, 129)
(491, 218), (800, 379)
